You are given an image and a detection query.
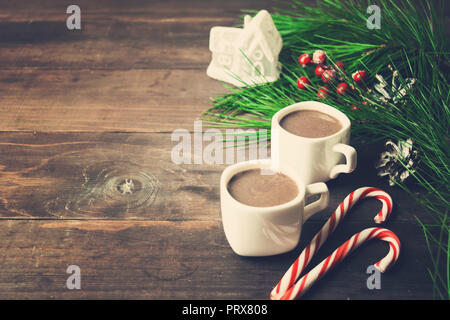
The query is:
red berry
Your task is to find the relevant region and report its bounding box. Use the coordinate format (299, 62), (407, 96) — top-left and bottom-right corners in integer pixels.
(297, 76), (311, 90)
(298, 53), (311, 67)
(321, 69), (336, 83)
(352, 70), (367, 83)
(312, 50), (327, 64)
(352, 106), (360, 110)
(317, 86), (330, 99)
(336, 82), (349, 95)
(336, 61), (344, 71)
(315, 65), (326, 77)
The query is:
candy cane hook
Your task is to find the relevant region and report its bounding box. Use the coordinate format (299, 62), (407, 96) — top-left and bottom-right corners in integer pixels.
(278, 227), (400, 300)
(270, 187), (401, 300)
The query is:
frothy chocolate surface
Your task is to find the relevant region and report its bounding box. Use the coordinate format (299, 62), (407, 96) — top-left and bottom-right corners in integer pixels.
(227, 169), (298, 207)
(280, 110), (342, 138)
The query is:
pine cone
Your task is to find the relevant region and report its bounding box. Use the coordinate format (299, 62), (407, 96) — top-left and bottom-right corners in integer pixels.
(375, 138), (419, 186)
(367, 65), (415, 107)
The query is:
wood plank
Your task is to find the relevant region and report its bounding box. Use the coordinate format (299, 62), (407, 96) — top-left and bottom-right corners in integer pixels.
(0, 12), (222, 70)
(0, 219), (433, 299)
(0, 0), (282, 14)
(0, 132), (226, 220)
(0, 0), (285, 70)
(0, 132), (428, 223)
(0, 69), (226, 132)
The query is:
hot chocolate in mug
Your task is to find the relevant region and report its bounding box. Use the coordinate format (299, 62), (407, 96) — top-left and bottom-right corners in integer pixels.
(220, 159), (329, 256)
(271, 101), (357, 184)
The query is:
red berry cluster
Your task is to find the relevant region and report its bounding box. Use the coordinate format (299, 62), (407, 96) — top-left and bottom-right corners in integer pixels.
(297, 50), (368, 101)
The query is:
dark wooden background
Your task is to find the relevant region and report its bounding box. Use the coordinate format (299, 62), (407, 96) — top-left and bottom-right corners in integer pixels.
(0, 0), (438, 299)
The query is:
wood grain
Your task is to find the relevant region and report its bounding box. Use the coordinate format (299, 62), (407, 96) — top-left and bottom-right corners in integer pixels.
(0, 132), (226, 220)
(0, 69), (226, 132)
(0, 8), (227, 70)
(0, 0), (285, 71)
(0, 219), (432, 299)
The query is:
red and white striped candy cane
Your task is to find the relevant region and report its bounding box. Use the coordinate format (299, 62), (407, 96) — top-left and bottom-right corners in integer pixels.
(274, 227), (400, 300)
(270, 187), (401, 300)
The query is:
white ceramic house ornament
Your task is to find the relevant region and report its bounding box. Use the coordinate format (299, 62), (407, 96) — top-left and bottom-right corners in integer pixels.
(207, 10), (283, 87)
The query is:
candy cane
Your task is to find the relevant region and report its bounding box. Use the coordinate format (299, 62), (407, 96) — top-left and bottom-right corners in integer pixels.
(270, 187), (401, 300)
(276, 227), (400, 300)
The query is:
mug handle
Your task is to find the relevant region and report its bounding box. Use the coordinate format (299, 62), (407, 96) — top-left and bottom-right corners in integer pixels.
(329, 143), (357, 179)
(303, 182), (329, 222)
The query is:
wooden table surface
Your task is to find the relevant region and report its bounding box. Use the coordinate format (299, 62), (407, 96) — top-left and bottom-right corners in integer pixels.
(0, 0), (436, 299)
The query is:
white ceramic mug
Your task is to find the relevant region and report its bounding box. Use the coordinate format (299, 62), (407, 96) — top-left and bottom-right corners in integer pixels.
(271, 101), (357, 184)
(220, 159), (329, 256)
